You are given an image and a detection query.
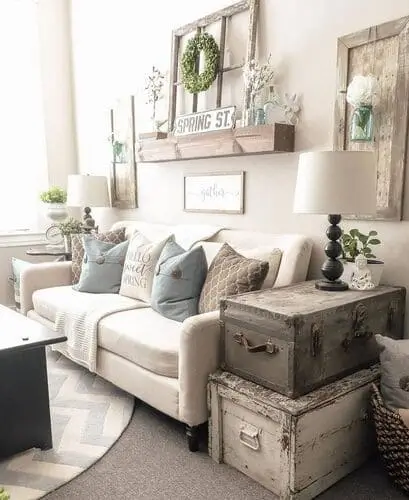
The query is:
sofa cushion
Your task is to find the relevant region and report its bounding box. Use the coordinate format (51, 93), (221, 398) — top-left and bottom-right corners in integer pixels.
(98, 308), (180, 378)
(74, 237), (129, 293)
(119, 231), (171, 303)
(71, 228), (126, 284)
(375, 334), (409, 410)
(32, 285), (139, 323)
(198, 243), (269, 313)
(195, 241), (282, 289)
(151, 239), (207, 322)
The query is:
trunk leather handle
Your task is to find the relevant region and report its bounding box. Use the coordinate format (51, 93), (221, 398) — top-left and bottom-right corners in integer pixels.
(233, 332), (279, 354)
(342, 302), (373, 351)
(387, 301), (398, 331)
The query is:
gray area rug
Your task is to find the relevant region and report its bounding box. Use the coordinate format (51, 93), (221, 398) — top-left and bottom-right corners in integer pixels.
(0, 351), (134, 499)
(44, 400), (407, 500)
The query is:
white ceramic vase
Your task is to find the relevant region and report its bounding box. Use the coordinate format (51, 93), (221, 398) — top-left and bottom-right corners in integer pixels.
(46, 203), (68, 222)
(341, 259), (384, 287)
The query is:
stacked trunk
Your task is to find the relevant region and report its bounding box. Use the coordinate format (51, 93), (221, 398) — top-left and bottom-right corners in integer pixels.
(208, 280), (406, 500)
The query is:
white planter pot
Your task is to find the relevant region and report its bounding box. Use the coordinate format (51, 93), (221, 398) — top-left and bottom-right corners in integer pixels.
(46, 203), (68, 222)
(341, 259), (384, 287)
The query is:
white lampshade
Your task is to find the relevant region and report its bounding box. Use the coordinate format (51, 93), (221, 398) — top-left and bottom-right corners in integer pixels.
(67, 174), (110, 208)
(293, 151), (377, 215)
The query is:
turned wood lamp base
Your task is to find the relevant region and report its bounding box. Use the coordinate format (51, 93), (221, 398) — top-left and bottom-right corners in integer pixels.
(317, 214), (348, 292)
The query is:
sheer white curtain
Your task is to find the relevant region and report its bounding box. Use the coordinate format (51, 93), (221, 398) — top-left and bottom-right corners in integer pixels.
(0, 0), (47, 232)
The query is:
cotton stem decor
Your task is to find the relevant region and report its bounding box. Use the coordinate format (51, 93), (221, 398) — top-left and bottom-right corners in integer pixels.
(145, 66), (166, 131)
(242, 55), (275, 125)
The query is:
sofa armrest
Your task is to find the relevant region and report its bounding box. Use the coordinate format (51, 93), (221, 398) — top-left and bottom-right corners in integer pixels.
(178, 310), (221, 426)
(20, 261), (72, 315)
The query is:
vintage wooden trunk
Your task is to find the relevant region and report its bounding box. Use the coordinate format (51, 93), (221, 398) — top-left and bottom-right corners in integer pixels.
(220, 281), (405, 398)
(208, 366), (380, 500)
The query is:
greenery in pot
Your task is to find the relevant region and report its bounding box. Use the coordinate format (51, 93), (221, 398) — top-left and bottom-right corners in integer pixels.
(57, 217), (83, 236)
(0, 487), (10, 500)
(341, 228), (382, 262)
(40, 186), (67, 204)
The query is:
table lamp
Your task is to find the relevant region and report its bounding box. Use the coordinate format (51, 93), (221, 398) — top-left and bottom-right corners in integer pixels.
(67, 174), (110, 232)
(293, 150), (376, 291)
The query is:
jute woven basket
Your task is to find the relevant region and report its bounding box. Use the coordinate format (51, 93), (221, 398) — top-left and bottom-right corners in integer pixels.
(371, 383), (409, 493)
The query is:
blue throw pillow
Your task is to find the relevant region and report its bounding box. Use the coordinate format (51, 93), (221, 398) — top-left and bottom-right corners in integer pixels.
(151, 239), (207, 322)
(74, 236), (129, 294)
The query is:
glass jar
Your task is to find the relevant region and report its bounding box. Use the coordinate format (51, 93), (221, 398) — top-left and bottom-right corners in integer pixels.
(350, 105), (374, 142)
(263, 85), (285, 125)
(255, 108), (265, 125)
(243, 94), (257, 126)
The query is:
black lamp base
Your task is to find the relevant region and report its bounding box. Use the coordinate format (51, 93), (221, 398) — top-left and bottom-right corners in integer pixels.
(318, 214), (349, 292)
(315, 279), (349, 292)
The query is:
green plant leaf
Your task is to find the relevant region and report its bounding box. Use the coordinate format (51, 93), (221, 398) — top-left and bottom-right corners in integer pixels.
(368, 230), (378, 236)
(368, 238), (381, 245)
(366, 253), (376, 259)
(349, 229), (359, 238)
(350, 240), (359, 258)
(358, 233), (368, 245)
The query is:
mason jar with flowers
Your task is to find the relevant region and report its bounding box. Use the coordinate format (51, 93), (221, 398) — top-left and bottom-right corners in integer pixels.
(346, 75), (378, 142)
(242, 56), (275, 126)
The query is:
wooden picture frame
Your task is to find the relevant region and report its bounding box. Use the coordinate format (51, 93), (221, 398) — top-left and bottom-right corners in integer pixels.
(168, 0), (260, 132)
(183, 171), (245, 214)
(109, 95), (137, 209)
(333, 16), (409, 221)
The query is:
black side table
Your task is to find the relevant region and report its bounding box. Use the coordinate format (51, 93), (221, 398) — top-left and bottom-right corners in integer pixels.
(26, 247), (72, 262)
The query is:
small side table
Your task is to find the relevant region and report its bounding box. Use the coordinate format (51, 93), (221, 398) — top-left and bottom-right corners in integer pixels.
(26, 247), (71, 262)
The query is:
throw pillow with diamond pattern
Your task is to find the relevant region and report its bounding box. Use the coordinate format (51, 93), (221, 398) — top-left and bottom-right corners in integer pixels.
(198, 243), (269, 313)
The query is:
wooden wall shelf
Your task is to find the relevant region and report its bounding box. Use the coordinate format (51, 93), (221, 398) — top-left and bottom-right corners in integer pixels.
(136, 124), (294, 163)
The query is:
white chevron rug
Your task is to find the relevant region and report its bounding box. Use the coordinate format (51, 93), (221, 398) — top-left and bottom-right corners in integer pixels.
(0, 350), (134, 500)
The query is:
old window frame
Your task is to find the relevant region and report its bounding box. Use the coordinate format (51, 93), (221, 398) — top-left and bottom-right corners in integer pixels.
(167, 0), (260, 132)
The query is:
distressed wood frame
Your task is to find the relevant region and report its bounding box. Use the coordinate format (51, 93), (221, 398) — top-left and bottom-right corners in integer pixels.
(183, 171), (245, 214)
(333, 16), (409, 221)
(109, 95), (138, 209)
(168, 0), (260, 132)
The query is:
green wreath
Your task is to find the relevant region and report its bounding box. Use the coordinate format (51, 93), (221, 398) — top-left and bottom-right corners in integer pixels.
(181, 32), (219, 94)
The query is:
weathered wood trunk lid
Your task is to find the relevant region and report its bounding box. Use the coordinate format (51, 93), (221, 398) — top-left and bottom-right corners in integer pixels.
(220, 281), (405, 397)
(208, 366), (380, 500)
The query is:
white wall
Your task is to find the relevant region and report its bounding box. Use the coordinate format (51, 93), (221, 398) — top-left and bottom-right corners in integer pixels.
(70, 0), (409, 328)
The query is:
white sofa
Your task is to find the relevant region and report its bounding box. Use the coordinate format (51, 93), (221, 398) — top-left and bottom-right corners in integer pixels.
(20, 221), (313, 451)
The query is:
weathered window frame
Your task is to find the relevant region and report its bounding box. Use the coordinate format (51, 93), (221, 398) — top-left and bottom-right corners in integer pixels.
(333, 16), (409, 221)
(109, 95), (137, 209)
(167, 0), (260, 132)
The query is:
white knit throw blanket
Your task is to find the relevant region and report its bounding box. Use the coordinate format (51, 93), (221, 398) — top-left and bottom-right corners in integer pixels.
(54, 297), (149, 372)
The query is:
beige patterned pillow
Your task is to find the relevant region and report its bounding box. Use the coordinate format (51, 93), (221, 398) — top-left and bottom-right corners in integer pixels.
(198, 243), (269, 314)
(119, 232), (172, 303)
(71, 228), (126, 285)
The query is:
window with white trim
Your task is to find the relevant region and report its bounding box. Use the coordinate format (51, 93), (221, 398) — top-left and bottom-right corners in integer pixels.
(0, 0), (47, 233)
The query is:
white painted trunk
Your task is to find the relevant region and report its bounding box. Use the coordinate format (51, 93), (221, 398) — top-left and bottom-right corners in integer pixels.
(209, 366), (379, 499)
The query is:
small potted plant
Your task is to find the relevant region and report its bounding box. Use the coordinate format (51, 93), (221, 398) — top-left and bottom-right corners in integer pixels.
(57, 217), (83, 253)
(40, 186), (68, 222)
(0, 487), (10, 500)
(341, 228), (384, 285)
